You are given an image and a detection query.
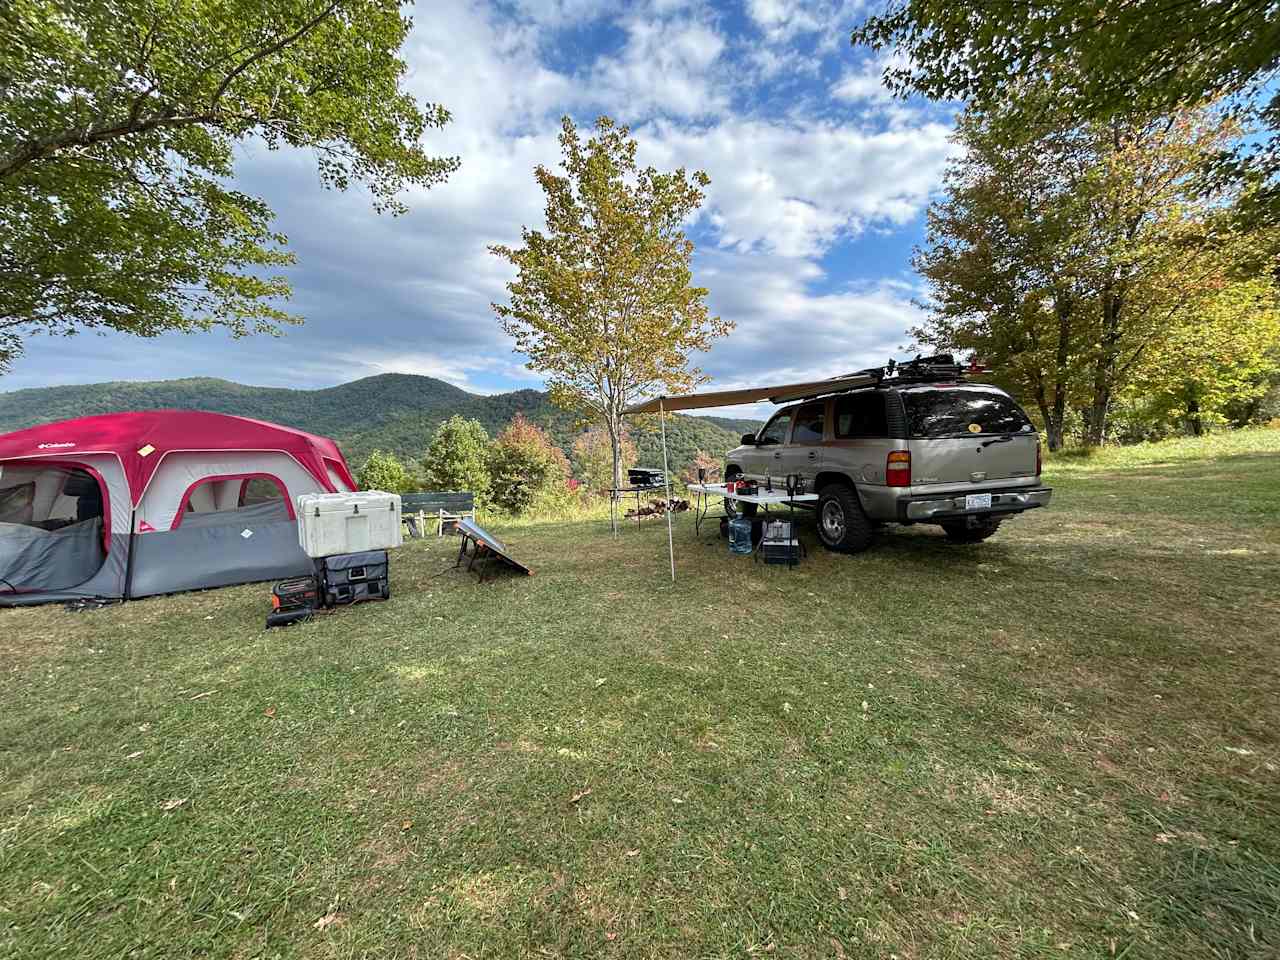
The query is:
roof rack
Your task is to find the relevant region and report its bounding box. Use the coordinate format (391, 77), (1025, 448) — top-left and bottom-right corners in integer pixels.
(850, 353), (969, 386)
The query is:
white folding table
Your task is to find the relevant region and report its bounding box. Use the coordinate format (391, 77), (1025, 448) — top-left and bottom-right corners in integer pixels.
(685, 483), (820, 538)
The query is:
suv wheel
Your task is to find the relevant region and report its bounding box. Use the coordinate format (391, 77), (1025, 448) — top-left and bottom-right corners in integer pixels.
(723, 469), (757, 518)
(941, 518), (1002, 544)
(817, 483), (873, 553)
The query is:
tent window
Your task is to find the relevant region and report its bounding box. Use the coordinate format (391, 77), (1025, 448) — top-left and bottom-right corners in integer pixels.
(0, 464), (108, 593)
(0, 465), (104, 530)
(173, 474), (293, 529)
(240, 477), (284, 505)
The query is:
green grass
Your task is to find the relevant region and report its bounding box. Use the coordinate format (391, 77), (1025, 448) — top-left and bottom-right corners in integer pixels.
(2, 432), (1278, 959)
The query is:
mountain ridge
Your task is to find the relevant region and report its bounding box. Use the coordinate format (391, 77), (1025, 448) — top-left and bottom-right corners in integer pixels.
(0, 373), (763, 475)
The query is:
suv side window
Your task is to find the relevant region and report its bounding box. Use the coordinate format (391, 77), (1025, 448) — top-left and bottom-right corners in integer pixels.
(834, 392), (888, 438)
(758, 411), (792, 445)
(790, 403), (825, 444)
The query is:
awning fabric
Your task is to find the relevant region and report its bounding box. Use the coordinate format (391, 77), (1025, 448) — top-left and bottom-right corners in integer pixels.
(623, 373), (878, 414)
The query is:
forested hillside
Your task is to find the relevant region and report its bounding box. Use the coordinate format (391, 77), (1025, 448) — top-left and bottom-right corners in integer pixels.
(0, 374), (760, 477)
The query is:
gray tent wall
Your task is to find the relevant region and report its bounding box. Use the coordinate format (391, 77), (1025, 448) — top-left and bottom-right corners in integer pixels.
(0, 453), (131, 606)
(126, 450), (340, 598)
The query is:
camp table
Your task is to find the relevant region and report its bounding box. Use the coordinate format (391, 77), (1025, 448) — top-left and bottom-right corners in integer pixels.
(685, 482), (819, 538)
(606, 484), (666, 534)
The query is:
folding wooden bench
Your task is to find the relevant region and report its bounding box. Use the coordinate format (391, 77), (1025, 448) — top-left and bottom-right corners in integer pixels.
(400, 491), (476, 538)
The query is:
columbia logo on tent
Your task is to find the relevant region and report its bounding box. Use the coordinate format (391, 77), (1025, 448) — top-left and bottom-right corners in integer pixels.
(137, 444), (155, 457)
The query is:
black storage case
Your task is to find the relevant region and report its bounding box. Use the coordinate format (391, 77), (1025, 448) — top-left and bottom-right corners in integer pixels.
(760, 520), (801, 567)
(314, 550), (390, 607)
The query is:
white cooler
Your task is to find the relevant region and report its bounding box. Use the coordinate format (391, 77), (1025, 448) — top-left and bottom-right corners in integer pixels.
(296, 491), (403, 558)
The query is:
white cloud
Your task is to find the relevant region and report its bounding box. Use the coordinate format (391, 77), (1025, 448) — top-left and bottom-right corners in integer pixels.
(745, 0), (823, 41)
(584, 14), (729, 119)
(830, 51), (909, 105)
(641, 117), (955, 258)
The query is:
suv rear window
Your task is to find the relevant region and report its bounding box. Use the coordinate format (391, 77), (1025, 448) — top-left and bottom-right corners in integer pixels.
(903, 386), (1034, 438)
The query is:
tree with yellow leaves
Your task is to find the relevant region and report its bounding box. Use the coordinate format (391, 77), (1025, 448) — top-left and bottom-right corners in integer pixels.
(491, 116), (733, 490)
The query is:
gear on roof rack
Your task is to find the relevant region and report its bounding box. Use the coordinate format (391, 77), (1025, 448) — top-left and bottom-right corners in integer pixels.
(840, 353), (968, 386)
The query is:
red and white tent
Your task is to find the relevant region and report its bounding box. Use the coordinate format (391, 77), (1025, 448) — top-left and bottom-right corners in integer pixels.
(0, 411), (356, 604)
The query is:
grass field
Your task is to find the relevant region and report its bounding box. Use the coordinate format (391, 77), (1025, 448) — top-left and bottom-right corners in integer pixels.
(2, 430), (1278, 959)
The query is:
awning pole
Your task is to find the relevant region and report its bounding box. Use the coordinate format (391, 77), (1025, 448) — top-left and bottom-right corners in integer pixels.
(659, 398), (675, 583)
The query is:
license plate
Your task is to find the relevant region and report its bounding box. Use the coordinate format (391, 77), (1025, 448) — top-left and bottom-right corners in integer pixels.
(965, 493), (993, 511)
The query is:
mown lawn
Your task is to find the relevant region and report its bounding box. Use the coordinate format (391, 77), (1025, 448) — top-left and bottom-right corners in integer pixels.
(2, 431), (1278, 959)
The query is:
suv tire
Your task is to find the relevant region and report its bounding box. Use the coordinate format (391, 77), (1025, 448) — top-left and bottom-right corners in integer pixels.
(817, 483), (873, 553)
(941, 518), (1002, 544)
(723, 469), (757, 518)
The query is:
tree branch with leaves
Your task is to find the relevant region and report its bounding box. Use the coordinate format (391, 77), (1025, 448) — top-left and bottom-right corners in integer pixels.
(0, 0), (458, 372)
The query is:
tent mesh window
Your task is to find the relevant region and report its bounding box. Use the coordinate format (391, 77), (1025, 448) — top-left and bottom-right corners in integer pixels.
(0, 464), (107, 593)
(177, 475), (292, 529)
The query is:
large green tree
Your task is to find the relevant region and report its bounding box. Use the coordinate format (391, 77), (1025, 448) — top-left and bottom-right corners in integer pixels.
(851, 1), (1280, 222)
(355, 449), (414, 493)
(914, 102), (1272, 445)
(1126, 274), (1280, 435)
(422, 416), (490, 502)
(490, 115), (733, 491)
(0, 0), (457, 371)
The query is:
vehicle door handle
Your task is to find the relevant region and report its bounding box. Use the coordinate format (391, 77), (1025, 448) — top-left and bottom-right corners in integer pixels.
(807, 451), (817, 460)
(773, 451), (782, 459)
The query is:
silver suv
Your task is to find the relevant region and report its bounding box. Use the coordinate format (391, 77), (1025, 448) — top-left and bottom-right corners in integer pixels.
(724, 359), (1052, 552)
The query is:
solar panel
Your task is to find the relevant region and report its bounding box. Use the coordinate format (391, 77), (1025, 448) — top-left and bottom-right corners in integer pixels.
(455, 518), (533, 579)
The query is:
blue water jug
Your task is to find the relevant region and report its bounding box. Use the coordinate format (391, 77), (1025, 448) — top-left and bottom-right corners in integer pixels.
(728, 515), (753, 555)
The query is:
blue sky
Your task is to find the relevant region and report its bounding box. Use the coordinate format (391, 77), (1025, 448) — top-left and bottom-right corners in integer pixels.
(6, 0), (959, 414)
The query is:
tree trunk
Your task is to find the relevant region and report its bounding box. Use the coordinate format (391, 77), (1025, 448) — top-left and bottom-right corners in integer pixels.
(606, 415), (623, 491)
(1086, 282), (1122, 446)
(1187, 396), (1204, 436)
(1049, 292), (1072, 452)
(1033, 386), (1053, 449)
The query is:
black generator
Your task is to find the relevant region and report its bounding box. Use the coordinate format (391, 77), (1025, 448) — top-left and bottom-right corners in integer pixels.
(266, 575), (319, 628)
(314, 550), (390, 606)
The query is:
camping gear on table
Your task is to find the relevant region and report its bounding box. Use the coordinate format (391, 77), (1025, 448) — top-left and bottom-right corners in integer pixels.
(628, 468), (665, 488)
(314, 550), (390, 606)
(266, 575), (319, 627)
(296, 491), (402, 558)
(759, 520), (802, 568)
(0, 410), (358, 606)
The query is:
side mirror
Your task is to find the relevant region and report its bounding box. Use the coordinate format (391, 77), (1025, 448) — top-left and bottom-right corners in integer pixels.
(740, 433), (757, 446)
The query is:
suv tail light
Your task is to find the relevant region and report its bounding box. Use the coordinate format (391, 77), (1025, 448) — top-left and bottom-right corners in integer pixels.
(1036, 440), (1042, 476)
(886, 450), (911, 487)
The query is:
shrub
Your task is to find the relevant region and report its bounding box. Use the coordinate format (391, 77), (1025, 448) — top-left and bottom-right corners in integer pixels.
(571, 427), (636, 493)
(423, 416), (491, 502)
(488, 414), (572, 514)
(355, 450), (414, 493)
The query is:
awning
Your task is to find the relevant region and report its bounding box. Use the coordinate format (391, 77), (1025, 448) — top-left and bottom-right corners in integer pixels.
(623, 372), (878, 414)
